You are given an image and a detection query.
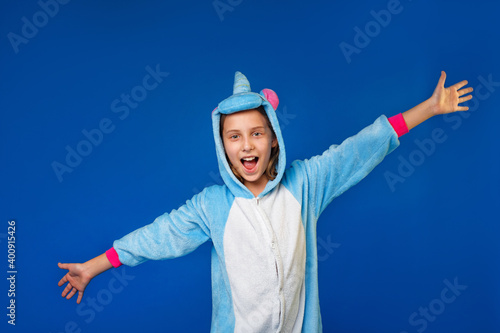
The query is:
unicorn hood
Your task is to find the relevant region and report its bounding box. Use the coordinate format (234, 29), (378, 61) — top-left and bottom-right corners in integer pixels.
(211, 71), (286, 199)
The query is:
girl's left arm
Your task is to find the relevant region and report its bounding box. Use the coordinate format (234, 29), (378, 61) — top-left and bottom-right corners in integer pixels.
(289, 71), (473, 219)
(402, 71), (473, 130)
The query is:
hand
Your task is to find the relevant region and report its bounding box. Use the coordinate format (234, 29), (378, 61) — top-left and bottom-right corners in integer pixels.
(58, 262), (93, 304)
(430, 71), (474, 115)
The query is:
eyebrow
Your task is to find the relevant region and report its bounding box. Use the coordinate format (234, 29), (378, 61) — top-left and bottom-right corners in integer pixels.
(224, 126), (266, 135)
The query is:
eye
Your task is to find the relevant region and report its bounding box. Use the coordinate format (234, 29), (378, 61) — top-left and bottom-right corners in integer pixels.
(229, 134), (239, 140)
(253, 132), (263, 137)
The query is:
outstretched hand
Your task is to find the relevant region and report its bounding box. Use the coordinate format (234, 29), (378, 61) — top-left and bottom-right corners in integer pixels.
(58, 262), (92, 304)
(58, 253), (113, 304)
(430, 71), (474, 115)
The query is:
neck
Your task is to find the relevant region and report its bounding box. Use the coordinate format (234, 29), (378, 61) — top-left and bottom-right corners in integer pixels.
(244, 178), (269, 197)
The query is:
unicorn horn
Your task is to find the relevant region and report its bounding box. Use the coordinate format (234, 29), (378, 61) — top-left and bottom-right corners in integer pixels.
(233, 71), (251, 94)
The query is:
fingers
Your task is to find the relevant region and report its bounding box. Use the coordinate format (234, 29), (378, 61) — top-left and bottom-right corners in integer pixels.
(458, 94), (473, 104)
(439, 71), (447, 86)
(77, 291), (84, 304)
(458, 86), (474, 96)
(58, 262), (69, 270)
(66, 287), (78, 300)
(453, 80), (470, 91)
(61, 282), (73, 298)
(58, 274), (68, 287)
(58, 263), (70, 287)
(58, 262), (84, 303)
(456, 106), (469, 111)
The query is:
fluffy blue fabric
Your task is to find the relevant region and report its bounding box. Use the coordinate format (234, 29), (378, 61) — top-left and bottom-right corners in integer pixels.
(113, 71), (401, 332)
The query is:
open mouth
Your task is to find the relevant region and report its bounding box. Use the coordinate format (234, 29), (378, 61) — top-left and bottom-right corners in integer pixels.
(241, 156), (259, 172)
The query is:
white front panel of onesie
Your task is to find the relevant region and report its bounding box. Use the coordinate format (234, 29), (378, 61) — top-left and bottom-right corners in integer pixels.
(223, 184), (306, 332)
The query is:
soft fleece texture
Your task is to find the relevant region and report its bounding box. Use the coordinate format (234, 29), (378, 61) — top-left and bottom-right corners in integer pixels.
(108, 72), (406, 332)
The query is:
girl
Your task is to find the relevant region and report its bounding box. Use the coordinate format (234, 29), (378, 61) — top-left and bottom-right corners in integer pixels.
(58, 71), (473, 332)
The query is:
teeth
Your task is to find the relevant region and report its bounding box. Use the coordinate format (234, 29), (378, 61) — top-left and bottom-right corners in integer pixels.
(242, 157), (256, 161)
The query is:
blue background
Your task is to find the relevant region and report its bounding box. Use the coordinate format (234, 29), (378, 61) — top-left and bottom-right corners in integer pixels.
(1, 0), (499, 332)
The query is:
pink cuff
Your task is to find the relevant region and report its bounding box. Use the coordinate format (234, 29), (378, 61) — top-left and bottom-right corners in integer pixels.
(105, 247), (122, 268)
(388, 113), (409, 137)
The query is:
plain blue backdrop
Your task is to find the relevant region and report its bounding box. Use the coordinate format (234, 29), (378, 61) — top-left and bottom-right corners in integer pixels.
(1, 0), (499, 332)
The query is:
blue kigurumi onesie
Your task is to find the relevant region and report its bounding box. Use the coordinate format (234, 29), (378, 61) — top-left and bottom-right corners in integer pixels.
(105, 72), (408, 332)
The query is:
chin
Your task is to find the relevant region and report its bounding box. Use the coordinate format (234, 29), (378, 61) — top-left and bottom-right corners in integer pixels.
(242, 175), (259, 183)
(242, 172), (266, 184)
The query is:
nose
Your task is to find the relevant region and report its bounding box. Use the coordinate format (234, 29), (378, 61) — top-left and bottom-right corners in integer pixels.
(242, 137), (253, 152)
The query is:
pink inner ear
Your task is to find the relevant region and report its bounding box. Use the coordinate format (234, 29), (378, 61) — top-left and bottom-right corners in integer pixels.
(262, 88), (279, 110)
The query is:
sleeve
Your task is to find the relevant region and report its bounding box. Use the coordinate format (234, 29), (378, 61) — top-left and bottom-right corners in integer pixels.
(299, 115), (400, 218)
(111, 191), (212, 267)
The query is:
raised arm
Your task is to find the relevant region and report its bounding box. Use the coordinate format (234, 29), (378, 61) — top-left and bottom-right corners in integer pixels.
(58, 253), (113, 304)
(402, 71), (474, 130)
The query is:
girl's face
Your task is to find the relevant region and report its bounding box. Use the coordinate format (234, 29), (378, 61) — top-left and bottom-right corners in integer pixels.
(222, 109), (278, 195)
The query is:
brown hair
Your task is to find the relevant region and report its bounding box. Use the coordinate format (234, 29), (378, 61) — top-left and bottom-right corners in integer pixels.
(220, 106), (280, 184)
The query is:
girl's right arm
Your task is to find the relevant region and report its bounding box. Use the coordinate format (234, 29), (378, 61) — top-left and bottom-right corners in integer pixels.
(57, 188), (212, 304)
(58, 253), (113, 304)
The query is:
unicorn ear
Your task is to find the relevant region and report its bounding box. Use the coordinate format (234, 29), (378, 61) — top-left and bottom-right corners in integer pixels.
(260, 88), (279, 110)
